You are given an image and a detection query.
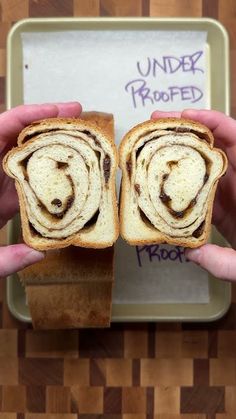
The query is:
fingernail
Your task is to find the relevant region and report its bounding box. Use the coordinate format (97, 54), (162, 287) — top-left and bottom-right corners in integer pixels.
(23, 249), (45, 264)
(39, 104), (58, 111)
(183, 109), (196, 117)
(185, 248), (201, 263)
(58, 101), (81, 106)
(151, 110), (160, 118)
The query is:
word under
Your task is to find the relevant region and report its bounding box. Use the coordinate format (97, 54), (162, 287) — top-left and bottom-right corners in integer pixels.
(136, 51), (204, 77)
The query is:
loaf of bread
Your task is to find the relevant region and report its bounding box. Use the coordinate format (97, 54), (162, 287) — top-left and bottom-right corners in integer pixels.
(16, 112), (116, 329)
(3, 114), (119, 250)
(119, 118), (228, 247)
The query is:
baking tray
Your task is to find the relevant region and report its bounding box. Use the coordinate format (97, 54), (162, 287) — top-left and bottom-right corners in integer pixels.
(6, 17), (231, 323)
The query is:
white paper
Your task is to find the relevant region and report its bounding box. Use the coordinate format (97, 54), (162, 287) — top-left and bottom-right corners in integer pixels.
(21, 29), (209, 304)
(114, 239), (208, 303)
(22, 30), (208, 143)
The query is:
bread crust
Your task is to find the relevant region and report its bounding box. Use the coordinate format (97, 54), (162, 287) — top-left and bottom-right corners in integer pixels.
(26, 282), (113, 329)
(119, 117), (228, 248)
(119, 117), (215, 163)
(20, 246), (114, 329)
(3, 113), (119, 251)
(17, 115), (117, 149)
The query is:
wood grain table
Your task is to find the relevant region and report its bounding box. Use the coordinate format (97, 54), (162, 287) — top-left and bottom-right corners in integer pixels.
(0, 1), (236, 418)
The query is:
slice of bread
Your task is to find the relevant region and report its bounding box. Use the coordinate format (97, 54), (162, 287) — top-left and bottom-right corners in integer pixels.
(119, 118), (228, 248)
(3, 113), (119, 250)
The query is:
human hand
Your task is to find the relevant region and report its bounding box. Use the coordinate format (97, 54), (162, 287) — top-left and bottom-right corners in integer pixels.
(152, 109), (236, 281)
(0, 102), (82, 277)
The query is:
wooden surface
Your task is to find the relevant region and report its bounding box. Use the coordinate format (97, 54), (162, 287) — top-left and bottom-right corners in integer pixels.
(0, 0), (236, 418)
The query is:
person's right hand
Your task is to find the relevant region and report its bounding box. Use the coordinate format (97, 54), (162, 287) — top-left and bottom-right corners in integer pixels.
(152, 109), (236, 281)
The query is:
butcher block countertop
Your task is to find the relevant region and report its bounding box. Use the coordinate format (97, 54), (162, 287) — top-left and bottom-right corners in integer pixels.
(0, 0), (236, 418)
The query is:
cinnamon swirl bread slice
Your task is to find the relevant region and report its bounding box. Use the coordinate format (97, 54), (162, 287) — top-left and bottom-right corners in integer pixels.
(119, 118), (228, 247)
(3, 116), (118, 250)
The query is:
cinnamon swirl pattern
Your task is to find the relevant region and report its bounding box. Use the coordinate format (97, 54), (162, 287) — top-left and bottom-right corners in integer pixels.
(119, 118), (228, 247)
(4, 117), (119, 250)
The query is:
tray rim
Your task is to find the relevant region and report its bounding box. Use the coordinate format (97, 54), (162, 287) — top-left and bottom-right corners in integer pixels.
(6, 15), (231, 31)
(6, 16), (232, 323)
(6, 269), (232, 323)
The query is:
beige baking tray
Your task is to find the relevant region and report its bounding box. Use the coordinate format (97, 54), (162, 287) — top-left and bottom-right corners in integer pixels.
(6, 17), (231, 323)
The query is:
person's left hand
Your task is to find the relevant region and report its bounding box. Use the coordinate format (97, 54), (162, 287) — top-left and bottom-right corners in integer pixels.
(0, 102), (82, 276)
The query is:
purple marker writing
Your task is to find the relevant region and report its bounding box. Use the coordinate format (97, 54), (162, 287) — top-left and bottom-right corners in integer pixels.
(137, 51), (204, 77)
(125, 79), (203, 108)
(136, 245), (188, 267)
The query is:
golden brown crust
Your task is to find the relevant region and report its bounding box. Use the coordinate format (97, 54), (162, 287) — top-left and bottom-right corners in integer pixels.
(26, 282), (112, 329)
(20, 236), (114, 329)
(18, 115), (116, 149)
(119, 117), (228, 248)
(81, 111), (114, 138)
(3, 113), (119, 251)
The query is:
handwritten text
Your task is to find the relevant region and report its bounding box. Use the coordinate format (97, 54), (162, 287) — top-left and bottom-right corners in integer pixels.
(137, 51), (203, 77)
(136, 245), (189, 267)
(125, 50), (204, 109)
(125, 80), (203, 108)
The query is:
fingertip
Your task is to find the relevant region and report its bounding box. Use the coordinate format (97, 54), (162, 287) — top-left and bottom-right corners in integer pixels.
(56, 101), (82, 117)
(186, 244), (236, 281)
(37, 103), (58, 112)
(151, 110), (182, 119)
(181, 108), (202, 119)
(23, 248), (45, 265)
(56, 101), (82, 108)
(151, 110), (160, 119)
(185, 247), (201, 263)
(12, 243), (45, 260)
(0, 244), (45, 277)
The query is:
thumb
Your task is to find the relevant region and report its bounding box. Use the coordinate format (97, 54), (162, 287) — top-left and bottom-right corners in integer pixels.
(0, 244), (44, 277)
(185, 244), (236, 281)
